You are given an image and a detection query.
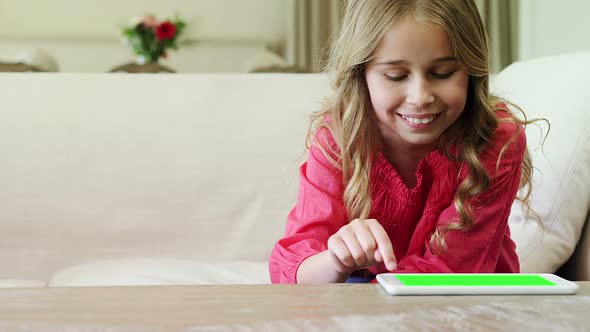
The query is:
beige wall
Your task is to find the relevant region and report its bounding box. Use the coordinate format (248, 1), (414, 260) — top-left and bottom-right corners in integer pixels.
(10, 0), (589, 72)
(0, 0), (286, 44)
(519, 0), (590, 60)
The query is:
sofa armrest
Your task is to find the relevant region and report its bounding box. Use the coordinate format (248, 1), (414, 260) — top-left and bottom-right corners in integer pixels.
(557, 213), (590, 281)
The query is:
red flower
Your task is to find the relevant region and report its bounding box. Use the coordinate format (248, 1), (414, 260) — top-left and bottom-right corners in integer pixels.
(155, 21), (176, 41)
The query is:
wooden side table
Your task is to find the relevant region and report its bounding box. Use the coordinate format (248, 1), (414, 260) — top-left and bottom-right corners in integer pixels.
(0, 62), (43, 72)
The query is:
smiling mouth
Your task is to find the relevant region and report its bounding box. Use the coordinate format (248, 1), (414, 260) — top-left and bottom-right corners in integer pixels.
(398, 113), (441, 125)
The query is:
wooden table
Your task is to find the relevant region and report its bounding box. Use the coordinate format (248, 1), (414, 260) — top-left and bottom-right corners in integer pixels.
(0, 283), (588, 331)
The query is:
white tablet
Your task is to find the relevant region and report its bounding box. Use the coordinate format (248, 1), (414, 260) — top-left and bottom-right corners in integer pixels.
(376, 273), (580, 295)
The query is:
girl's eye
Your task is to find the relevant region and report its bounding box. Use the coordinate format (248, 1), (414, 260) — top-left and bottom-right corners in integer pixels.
(385, 74), (407, 82)
(432, 71), (456, 79)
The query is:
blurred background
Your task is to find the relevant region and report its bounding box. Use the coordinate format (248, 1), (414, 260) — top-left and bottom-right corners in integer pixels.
(0, 0), (589, 74)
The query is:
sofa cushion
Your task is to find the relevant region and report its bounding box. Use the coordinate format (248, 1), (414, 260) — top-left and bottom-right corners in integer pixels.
(0, 73), (331, 282)
(48, 259), (270, 287)
(491, 52), (590, 273)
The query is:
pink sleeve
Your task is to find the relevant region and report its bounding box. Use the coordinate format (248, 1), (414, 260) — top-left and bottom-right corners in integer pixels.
(395, 122), (526, 273)
(269, 128), (348, 283)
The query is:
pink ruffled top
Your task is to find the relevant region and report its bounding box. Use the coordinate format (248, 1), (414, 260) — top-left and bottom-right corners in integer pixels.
(270, 113), (525, 283)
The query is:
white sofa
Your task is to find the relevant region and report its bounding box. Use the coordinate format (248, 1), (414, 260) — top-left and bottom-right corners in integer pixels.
(0, 52), (588, 288)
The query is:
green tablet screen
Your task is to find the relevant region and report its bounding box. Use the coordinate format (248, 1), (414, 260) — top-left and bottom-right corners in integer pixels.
(395, 274), (557, 287)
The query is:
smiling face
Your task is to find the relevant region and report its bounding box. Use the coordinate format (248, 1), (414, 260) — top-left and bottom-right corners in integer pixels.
(365, 16), (469, 152)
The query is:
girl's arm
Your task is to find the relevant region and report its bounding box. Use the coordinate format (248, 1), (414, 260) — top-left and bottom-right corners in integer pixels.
(269, 128), (348, 283)
(296, 250), (350, 283)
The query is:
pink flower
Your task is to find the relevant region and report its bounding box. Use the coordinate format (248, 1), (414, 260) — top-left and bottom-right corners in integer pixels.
(155, 21), (176, 41)
(142, 15), (158, 28)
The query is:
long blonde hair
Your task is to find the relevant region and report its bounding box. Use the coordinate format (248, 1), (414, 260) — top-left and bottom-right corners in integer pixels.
(307, 0), (544, 253)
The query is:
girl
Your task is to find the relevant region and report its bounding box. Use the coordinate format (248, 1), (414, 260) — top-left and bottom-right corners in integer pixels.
(270, 0), (538, 284)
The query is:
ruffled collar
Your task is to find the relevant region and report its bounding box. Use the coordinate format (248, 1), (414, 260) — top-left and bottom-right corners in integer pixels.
(372, 148), (456, 193)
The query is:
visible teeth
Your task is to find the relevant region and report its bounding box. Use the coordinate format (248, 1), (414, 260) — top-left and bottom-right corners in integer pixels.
(402, 115), (436, 124)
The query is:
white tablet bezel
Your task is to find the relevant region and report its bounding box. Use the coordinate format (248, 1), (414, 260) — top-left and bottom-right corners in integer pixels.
(376, 273), (580, 295)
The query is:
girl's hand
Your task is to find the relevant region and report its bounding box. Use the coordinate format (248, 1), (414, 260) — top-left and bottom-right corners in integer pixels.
(327, 218), (397, 274)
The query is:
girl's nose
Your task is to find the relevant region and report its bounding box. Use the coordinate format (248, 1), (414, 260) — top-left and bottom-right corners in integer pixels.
(406, 77), (435, 107)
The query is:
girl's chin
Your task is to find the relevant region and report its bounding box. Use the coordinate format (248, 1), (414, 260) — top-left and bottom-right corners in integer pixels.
(398, 133), (441, 147)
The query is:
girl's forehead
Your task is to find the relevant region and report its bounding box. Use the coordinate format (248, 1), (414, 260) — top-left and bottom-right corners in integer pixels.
(374, 17), (453, 62)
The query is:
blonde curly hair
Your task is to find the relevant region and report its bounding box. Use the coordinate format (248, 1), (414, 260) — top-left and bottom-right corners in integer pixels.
(307, 0), (546, 253)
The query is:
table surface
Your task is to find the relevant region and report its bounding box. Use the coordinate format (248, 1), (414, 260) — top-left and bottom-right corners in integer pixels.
(0, 282), (588, 331)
